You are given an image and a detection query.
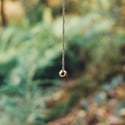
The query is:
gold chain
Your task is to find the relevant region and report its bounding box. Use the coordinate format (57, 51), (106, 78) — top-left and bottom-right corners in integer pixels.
(62, 0), (65, 70)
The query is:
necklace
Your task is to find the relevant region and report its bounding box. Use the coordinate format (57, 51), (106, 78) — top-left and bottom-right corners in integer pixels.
(59, 0), (67, 78)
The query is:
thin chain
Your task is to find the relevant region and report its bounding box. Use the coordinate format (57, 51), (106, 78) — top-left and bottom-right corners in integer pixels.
(62, 0), (65, 70)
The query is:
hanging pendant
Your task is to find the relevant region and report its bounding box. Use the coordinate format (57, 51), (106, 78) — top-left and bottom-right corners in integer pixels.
(59, 69), (67, 78)
(59, 0), (67, 78)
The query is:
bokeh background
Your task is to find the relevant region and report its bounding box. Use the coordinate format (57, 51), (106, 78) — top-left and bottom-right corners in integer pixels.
(0, 0), (125, 125)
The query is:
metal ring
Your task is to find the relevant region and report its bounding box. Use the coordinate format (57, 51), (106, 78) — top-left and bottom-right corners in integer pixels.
(59, 70), (67, 78)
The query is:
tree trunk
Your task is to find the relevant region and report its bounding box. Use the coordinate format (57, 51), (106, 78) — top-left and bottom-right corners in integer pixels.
(1, 0), (7, 27)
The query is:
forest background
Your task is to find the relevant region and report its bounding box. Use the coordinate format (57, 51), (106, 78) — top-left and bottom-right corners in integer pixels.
(0, 0), (125, 125)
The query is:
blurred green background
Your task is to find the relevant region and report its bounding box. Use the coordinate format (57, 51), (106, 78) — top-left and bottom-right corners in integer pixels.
(0, 0), (125, 125)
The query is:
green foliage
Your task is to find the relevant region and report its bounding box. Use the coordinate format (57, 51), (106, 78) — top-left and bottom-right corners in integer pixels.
(0, 10), (125, 124)
(21, 0), (45, 25)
